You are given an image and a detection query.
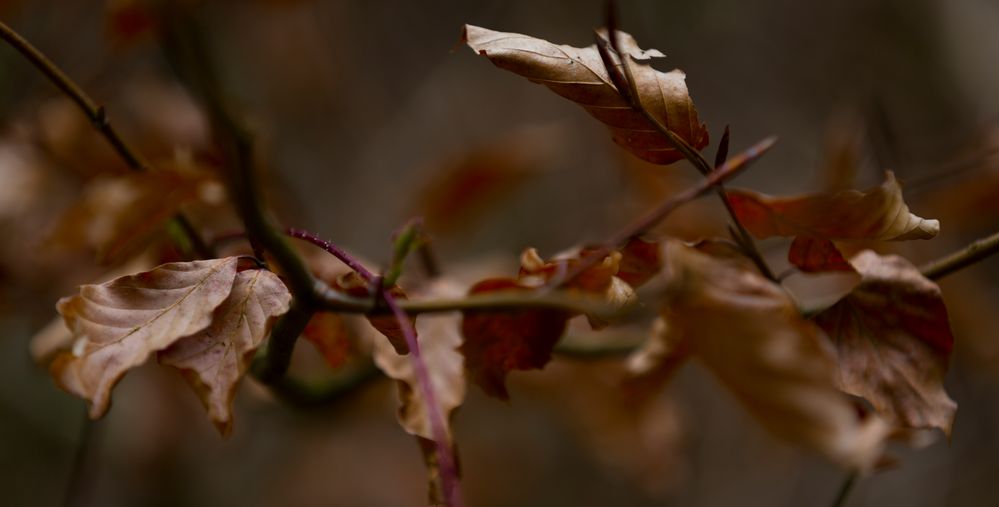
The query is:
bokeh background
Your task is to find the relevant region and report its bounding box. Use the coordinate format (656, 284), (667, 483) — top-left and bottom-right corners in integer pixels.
(1, 0), (999, 506)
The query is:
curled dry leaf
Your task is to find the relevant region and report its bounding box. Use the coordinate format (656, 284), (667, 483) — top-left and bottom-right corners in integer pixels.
(812, 250), (957, 436)
(628, 241), (889, 468)
(463, 25), (708, 165)
(52, 257), (238, 418)
(159, 268), (291, 436)
(726, 171), (939, 241)
(460, 278), (570, 399)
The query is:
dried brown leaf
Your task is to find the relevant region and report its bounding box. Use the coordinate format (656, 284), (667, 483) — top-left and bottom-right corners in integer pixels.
(373, 307), (465, 440)
(47, 168), (220, 264)
(726, 171), (939, 241)
(813, 250), (957, 436)
(628, 241), (888, 468)
(159, 268), (291, 435)
(52, 257), (238, 417)
(463, 25), (708, 165)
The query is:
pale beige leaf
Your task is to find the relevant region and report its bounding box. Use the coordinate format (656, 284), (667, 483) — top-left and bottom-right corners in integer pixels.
(813, 250), (957, 436)
(463, 25), (708, 165)
(373, 281), (466, 440)
(726, 171), (939, 241)
(159, 268), (291, 435)
(53, 257), (238, 417)
(629, 241), (888, 468)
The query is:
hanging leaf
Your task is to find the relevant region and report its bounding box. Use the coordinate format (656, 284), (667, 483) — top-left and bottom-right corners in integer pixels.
(159, 268), (291, 436)
(333, 271), (412, 355)
(812, 250), (957, 436)
(460, 278), (570, 399)
(628, 241), (888, 468)
(726, 171), (939, 241)
(788, 236), (856, 274)
(52, 257), (238, 418)
(462, 25), (709, 165)
(373, 310), (466, 440)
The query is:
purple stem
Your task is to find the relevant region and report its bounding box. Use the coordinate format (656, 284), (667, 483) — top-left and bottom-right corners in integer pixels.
(285, 227), (463, 506)
(285, 228), (377, 282)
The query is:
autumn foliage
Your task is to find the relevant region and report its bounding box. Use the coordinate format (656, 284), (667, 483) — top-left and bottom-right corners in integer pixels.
(4, 3), (997, 506)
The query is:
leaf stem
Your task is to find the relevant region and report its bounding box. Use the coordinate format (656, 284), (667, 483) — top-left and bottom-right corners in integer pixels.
(0, 19), (213, 260)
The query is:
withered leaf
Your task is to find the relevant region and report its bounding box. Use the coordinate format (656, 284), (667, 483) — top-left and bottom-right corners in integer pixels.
(333, 271), (411, 355)
(813, 250), (957, 436)
(616, 236), (663, 288)
(726, 171), (939, 241)
(159, 268), (291, 435)
(628, 241), (888, 468)
(52, 257), (238, 418)
(463, 25), (708, 165)
(48, 169), (220, 264)
(460, 278), (570, 399)
(302, 312), (354, 369)
(373, 309), (465, 440)
(788, 236), (855, 274)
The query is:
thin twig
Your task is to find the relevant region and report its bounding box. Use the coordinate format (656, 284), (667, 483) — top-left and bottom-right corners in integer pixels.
(829, 472), (857, 507)
(919, 229), (999, 280)
(0, 19), (213, 259)
(286, 228), (377, 282)
(597, 7), (776, 281)
(383, 290), (464, 507)
(547, 136), (775, 289)
(63, 410), (98, 507)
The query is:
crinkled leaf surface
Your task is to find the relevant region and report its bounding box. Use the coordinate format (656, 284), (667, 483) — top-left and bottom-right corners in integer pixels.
(727, 171), (939, 241)
(53, 257), (238, 417)
(463, 25), (708, 165)
(159, 268), (291, 435)
(628, 241), (888, 468)
(813, 250), (957, 436)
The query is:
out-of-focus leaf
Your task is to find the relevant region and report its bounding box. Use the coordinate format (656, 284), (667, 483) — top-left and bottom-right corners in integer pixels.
(159, 268), (291, 436)
(302, 312), (354, 370)
(616, 236), (663, 287)
(373, 282), (465, 440)
(460, 278), (569, 399)
(52, 257), (238, 417)
(47, 168), (221, 264)
(788, 236), (856, 274)
(726, 171), (939, 241)
(628, 241), (888, 468)
(414, 125), (562, 233)
(813, 250), (957, 436)
(462, 25), (708, 165)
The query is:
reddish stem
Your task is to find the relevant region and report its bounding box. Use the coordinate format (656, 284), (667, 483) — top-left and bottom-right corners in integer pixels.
(285, 227), (463, 506)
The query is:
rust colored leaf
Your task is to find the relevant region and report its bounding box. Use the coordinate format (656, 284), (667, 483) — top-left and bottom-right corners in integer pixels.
(460, 278), (570, 399)
(333, 271), (411, 355)
(463, 25), (708, 165)
(302, 312), (353, 369)
(52, 257), (238, 418)
(159, 268), (291, 435)
(616, 236), (663, 287)
(726, 171), (939, 241)
(47, 168), (220, 264)
(812, 250), (957, 436)
(788, 236), (855, 274)
(628, 241), (888, 468)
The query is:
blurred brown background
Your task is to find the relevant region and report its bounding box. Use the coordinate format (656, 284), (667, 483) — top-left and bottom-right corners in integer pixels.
(1, 0), (999, 506)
